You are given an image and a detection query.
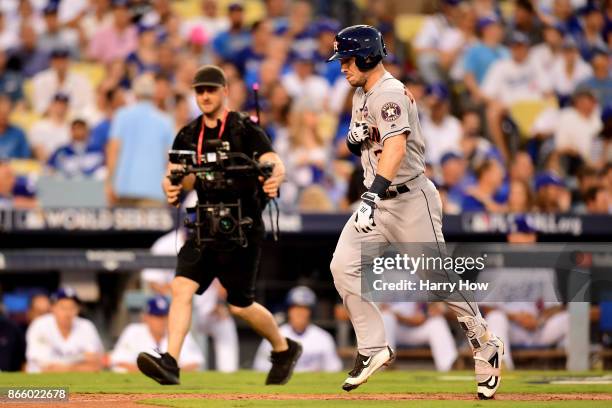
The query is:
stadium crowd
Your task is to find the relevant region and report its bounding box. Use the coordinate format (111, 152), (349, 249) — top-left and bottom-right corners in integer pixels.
(0, 0), (608, 214)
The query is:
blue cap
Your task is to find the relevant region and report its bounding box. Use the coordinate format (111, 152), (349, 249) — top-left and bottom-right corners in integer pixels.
(50, 47), (70, 58)
(444, 0), (463, 5)
(314, 18), (340, 35)
(477, 15), (500, 32)
(377, 22), (394, 35)
(534, 172), (566, 191)
(602, 105), (612, 122)
(508, 31), (530, 46)
(510, 214), (536, 234)
(426, 82), (449, 101)
(51, 287), (80, 303)
(146, 296), (170, 316)
(582, 3), (601, 15)
(43, 3), (59, 14)
(290, 48), (316, 63)
(440, 151), (463, 166)
(228, 2), (244, 11)
(287, 286), (316, 308)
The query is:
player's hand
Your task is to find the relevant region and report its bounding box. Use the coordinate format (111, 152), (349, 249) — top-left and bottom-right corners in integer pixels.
(347, 121), (370, 144)
(162, 176), (182, 207)
(354, 192), (380, 233)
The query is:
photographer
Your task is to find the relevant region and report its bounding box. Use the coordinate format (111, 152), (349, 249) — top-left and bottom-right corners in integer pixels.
(137, 65), (302, 385)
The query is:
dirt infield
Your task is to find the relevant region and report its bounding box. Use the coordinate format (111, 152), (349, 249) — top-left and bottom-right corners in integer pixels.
(9, 392), (612, 407)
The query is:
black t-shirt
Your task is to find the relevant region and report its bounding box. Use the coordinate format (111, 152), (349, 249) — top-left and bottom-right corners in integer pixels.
(0, 315), (26, 371)
(171, 111), (274, 222)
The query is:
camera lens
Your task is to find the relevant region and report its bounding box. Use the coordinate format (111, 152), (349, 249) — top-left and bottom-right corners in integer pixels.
(218, 216), (236, 234)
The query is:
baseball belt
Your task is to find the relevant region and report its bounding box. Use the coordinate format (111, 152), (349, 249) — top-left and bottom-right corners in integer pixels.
(380, 173), (424, 200)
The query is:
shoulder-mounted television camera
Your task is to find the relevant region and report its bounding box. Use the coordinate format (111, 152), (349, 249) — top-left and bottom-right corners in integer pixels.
(168, 140), (274, 249)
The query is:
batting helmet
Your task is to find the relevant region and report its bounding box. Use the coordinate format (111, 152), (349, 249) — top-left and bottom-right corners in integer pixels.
(326, 25), (387, 71)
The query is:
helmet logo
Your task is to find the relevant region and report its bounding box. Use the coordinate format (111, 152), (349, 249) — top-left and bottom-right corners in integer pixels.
(333, 41), (338, 52)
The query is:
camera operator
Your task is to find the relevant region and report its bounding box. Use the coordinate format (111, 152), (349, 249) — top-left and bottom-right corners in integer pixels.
(137, 65), (302, 385)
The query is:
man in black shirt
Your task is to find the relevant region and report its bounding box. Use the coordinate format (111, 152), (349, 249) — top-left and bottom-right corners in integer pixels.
(138, 65), (302, 386)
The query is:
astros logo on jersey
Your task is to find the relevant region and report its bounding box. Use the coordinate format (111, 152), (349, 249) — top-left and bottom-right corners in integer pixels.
(381, 102), (401, 122)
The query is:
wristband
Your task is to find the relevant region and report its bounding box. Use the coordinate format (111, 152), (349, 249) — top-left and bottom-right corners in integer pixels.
(368, 174), (391, 198)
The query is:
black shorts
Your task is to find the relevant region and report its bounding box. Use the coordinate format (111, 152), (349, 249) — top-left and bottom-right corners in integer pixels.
(176, 236), (262, 307)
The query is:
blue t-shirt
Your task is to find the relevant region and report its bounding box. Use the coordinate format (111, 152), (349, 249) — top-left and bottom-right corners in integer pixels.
(109, 102), (174, 201)
(578, 76), (612, 109)
(47, 143), (105, 178)
(0, 125), (31, 159)
(314, 51), (342, 85)
(212, 30), (251, 61)
(89, 119), (111, 152)
(463, 43), (509, 84)
(233, 47), (265, 76)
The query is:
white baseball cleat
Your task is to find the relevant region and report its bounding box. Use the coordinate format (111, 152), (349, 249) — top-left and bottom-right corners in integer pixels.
(342, 346), (395, 392)
(474, 335), (504, 399)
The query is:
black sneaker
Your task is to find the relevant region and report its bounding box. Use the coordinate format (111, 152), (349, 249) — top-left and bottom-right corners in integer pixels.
(265, 338), (303, 385)
(137, 351), (180, 385)
(342, 346), (394, 392)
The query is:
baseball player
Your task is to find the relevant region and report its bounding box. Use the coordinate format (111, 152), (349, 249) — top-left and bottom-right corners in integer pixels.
(327, 25), (503, 399)
(253, 286), (342, 373)
(25, 287), (104, 373)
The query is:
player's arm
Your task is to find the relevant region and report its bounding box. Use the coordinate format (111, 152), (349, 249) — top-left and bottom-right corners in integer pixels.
(376, 134), (407, 181)
(507, 311), (538, 331)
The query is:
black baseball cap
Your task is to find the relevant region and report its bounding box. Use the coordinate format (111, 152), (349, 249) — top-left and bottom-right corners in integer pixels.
(192, 65), (227, 88)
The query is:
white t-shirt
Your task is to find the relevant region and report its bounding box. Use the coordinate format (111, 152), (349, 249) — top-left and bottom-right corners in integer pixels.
(253, 323), (342, 373)
(550, 56), (593, 97)
(31, 69), (94, 116)
(528, 44), (557, 75)
(421, 114), (462, 166)
(58, 0), (88, 24)
(110, 322), (204, 371)
(413, 14), (453, 51)
(281, 72), (330, 109)
(29, 119), (70, 158)
(554, 107), (603, 162)
(482, 58), (552, 106)
(26, 314), (104, 373)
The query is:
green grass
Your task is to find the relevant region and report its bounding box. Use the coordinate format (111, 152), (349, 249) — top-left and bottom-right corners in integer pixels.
(0, 370), (610, 407)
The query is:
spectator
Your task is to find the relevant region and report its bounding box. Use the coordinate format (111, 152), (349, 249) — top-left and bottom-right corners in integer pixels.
(87, 0), (138, 65)
(139, 0), (172, 27)
(574, 165), (600, 208)
(265, 0), (289, 31)
(528, 23), (564, 74)
(282, 0), (316, 56)
(29, 93), (71, 162)
(153, 73), (172, 112)
(58, 0), (90, 26)
(575, 4), (607, 62)
(0, 159), (37, 209)
(312, 18), (341, 85)
(31, 48), (94, 116)
(110, 295), (204, 372)
(80, 0), (113, 42)
(173, 93), (192, 131)
(25, 287), (104, 373)
(508, 179), (535, 213)
(254, 286), (342, 372)
(554, 87), (603, 169)
(382, 303), (458, 372)
(155, 42), (176, 81)
(141, 222), (239, 373)
(233, 20), (272, 77)
(462, 16), (508, 102)
(459, 109), (501, 173)
(106, 73), (174, 207)
(578, 50), (612, 109)
(0, 11), (18, 51)
(0, 95), (30, 159)
(89, 87), (126, 152)
(126, 25), (159, 78)
(26, 292), (51, 330)
(281, 50), (330, 109)
(445, 2), (478, 83)
(422, 83), (462, 166)
(0, 307), (26, 371)
(535, 171), (571, 212)
(0, 48), (23, 104)
(540, 0), (582, 36)
(6, 24), (50, 78)
(159, 13), (186, 52)
(47, 118), (105, 179)
(482, 31), (552, 161)
(437, 152), (470, 214)
(413, 0), (462, 84)
(182, 0), (229, 43)
(461, 159), (506, 212)
(583, 185), (610, 214)
(510, 0), (544, 44)
(212, 3), (250, 62)
(550, 37), (593, 105)
(509, 151), (535, 184)
(38, 3), (79, 56)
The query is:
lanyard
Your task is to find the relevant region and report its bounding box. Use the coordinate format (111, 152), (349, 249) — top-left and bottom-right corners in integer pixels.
(196, 109), (229, 164)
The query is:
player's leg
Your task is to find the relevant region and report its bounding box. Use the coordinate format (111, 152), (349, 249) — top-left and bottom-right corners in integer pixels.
(381, 307), (398, 350)
(219, 241), (301, 385)
(330, 215), (394, 391)
(485, 309), (514, 369)
(385, 176), (503, 399)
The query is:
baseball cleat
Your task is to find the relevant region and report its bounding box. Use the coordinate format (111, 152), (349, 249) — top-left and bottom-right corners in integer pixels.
(137, 351), (180, 385)
(474, 335), (504, 399)
(266, 337), (303, 385)
(342, 346), (395, 392)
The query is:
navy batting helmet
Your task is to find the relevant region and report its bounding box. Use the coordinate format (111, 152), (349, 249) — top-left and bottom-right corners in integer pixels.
(326, 25), (387, 71)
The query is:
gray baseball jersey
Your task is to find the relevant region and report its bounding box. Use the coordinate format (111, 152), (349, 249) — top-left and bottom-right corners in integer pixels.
(350, 71), (425, 187)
